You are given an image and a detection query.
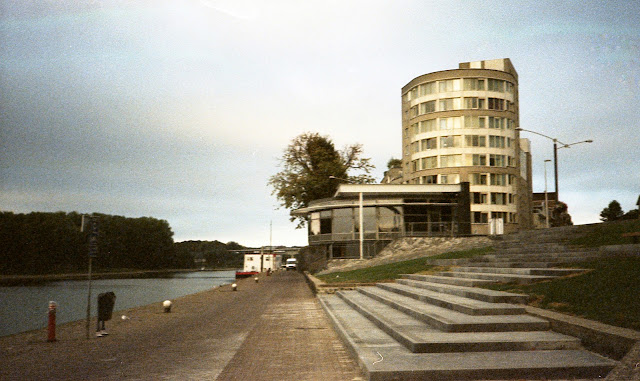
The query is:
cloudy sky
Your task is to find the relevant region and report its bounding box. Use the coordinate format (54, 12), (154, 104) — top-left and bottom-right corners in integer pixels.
(1, 0), (639, 247)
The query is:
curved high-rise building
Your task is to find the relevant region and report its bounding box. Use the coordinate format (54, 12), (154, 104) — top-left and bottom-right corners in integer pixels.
(401, 58), (532, 234)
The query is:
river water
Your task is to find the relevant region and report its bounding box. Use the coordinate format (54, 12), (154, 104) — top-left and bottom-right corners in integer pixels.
(0, 270), (236, 337)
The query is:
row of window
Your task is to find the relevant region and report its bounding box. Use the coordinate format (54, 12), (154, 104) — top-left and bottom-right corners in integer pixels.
(406, 78), (515, 101)
(309, 206), (516, 230)
(414, 174), (460, 185)
(470, 173), (517, 186)
(406, 116), (515, 136)
(413, 173), (517, 186)
(410, 135), (514, 152)
(408, 96), (514, 117)
(472, 192), (516, 205)
(410, 153), (516, 170)
(309, 206), (457, 236)
(473, 211), (517, 224)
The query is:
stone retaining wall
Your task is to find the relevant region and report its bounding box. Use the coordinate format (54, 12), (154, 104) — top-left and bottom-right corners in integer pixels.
(318, 236), (494, 274)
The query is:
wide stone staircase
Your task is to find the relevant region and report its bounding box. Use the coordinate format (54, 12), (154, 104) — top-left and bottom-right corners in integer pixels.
(318, 230), (619, 380)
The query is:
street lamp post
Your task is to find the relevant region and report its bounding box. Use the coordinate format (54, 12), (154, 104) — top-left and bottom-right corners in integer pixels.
(516, 128), (593, 202)
(544, 159), (551, 228)
(329, 176), (364, 260)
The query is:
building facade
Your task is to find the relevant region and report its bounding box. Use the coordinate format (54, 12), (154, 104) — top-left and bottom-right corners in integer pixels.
(292, 183), (471, 259)
(401, 58), (532, 234)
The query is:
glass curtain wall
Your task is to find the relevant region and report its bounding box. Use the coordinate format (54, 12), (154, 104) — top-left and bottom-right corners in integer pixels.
(309, 206), (403, 242)
(310, 203), (456, 242)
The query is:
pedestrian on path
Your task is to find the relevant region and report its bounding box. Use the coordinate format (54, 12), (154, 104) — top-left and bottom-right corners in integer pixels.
(96, 291), (116, 337)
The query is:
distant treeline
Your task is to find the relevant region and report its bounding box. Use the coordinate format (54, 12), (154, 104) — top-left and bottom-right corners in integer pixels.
(174, 240), (245, 269)
(0, 211), (245, 275)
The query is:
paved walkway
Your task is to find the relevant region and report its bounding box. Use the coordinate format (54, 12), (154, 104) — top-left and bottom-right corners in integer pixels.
(0, 271), (364, 381)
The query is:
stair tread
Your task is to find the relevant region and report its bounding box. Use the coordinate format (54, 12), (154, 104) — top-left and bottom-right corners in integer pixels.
(355, 287), (548, 331)
(335, 290), (580, 352)
(358, 287), (539, 324)
(378, 282), (525, 315)
(441, 271), (555, 279)
(401, 273), (495, 286)
(442, 271), (555, 280)
(454, 266), (588, 275)
(398, 277), (528, 303)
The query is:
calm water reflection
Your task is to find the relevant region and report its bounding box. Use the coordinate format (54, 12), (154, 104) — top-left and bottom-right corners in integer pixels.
(0, 270), (235, 337)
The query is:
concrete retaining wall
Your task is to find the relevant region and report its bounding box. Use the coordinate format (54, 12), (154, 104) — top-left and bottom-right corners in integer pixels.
(526, 306), (640, 360)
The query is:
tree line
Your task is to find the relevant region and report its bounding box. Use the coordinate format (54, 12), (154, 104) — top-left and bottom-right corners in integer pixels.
(600, 200), (639, 222)
(173, 240), (245, 269)
(0, 211), (244, 275)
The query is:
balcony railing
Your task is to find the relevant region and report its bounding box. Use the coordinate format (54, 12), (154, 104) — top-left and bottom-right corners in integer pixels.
(308, 221), (463, 244)
(404, 221), (458, 237)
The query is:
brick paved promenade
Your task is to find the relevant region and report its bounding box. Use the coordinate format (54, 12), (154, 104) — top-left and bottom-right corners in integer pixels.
(0, 271), (363, 380)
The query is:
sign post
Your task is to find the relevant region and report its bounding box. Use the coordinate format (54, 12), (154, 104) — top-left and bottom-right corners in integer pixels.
(83, 215), (98, 339)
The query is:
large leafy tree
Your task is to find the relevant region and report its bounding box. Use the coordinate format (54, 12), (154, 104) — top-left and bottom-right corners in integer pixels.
(600, 200), (624, 222)
(269, 132), (375, 227)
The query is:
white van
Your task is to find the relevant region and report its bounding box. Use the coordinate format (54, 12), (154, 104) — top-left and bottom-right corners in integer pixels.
(285, 258), (297, 270)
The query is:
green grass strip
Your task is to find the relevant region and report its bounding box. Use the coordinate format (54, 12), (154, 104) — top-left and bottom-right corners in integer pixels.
(569, 219), (640, 247)
(316, 247), (493, 284)
(486, 257), (640, 330)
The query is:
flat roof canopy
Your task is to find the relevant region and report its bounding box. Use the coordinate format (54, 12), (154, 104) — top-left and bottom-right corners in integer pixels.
(291, 184), (464, 216)
(334, 184), (462, 197)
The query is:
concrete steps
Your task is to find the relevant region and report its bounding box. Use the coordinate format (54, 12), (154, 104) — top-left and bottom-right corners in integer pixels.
(455, 266), (587, 277)
(396, 277), (529, 303)
(317, 231), (618, 380)
(439, 270), (556, 284)
(352, 287), (548, 332)
(334, 289), (580, 353)
(376, 282), (525, 316)
(428, 253), (603, 270)
(319, 283), (617, 380)
(400, 273), (495, 287)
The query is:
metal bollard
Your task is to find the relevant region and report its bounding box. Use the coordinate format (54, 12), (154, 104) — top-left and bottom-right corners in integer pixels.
(254, 276), (259, 283)
(163, 300), (172, 313)
(232, 283), (237, 291)
(48, 301), (57, 342)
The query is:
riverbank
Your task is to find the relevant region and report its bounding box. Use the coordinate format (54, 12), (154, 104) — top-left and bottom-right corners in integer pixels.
(0, 271), (363, 381)
(0, 268), (235, 286)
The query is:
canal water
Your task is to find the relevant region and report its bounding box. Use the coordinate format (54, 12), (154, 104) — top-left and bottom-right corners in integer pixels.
(0, 270), (235, 337)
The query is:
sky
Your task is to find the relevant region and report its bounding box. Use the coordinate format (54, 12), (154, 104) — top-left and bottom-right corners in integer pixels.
(1, 0), (639, 247)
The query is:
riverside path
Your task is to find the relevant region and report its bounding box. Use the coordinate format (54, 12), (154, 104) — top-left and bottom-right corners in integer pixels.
(0, 271), (363, 381)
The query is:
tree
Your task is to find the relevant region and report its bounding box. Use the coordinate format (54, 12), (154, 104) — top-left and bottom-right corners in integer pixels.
(622, 209), (639, 220)
(600, 200), (624, 222)
(269, 132), (375, 227)
(387, 158), (402, 169)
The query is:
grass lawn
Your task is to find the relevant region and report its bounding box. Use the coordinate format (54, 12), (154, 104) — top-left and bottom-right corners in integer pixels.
(316, 247), (493, 284)
(569, 219), (640, 247)
(486, 256), (640, 331)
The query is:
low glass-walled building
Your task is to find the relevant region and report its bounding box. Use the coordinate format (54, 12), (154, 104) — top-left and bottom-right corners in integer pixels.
(292, 183), (471, 259)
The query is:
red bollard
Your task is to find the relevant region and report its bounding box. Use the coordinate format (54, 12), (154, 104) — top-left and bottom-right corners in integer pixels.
(47, 301), (57, 342)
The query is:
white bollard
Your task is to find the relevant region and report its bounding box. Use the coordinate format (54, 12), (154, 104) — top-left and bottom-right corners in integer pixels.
(163, 300), (172, 313)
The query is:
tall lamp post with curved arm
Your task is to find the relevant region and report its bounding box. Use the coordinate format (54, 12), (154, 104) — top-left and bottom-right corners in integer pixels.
(516, 128), (593, 202)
